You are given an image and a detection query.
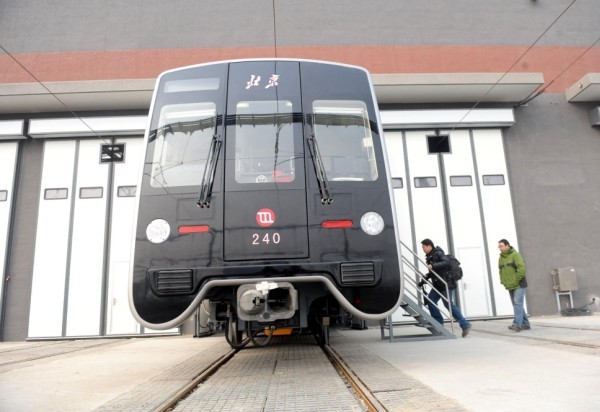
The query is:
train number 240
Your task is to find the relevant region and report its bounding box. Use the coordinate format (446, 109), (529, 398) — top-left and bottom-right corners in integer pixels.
(252, 233), (281, 245)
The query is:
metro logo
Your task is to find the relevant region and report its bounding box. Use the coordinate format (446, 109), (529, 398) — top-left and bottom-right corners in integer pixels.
(256, 208), (275, 227)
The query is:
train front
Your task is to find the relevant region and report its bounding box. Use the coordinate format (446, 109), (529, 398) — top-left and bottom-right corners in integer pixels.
(129, 59), (403, 334)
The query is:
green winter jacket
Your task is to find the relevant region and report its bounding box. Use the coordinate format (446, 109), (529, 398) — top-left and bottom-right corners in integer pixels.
(498, 247), (526, 290)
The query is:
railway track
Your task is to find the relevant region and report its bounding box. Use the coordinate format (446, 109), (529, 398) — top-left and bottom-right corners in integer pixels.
(1, 334), (392, 411)
(323, 344), (388, 412)
(3, 332), (465, 411)
(12, 321), (596, 411)
(153, 348), (237, 412)
(0, 321), (600, 412)
(152, 336), (380, 412)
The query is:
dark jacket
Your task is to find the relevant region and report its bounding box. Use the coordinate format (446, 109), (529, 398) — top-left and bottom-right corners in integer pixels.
(425, 246), (455, 290)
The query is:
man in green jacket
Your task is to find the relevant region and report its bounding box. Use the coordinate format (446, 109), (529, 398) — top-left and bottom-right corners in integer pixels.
(498, 239), (531, 331)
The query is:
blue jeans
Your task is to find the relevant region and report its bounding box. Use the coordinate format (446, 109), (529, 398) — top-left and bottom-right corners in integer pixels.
(509, 287), (530, 328)
(427, 287), (471, 330)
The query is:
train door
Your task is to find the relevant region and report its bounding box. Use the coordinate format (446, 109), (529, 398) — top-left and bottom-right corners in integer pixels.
(223, 61), (308, 262)
(391, 128), (517, 318)
(0, 142), (19, 335)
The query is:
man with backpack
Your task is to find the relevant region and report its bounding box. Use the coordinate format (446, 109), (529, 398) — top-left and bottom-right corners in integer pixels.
(417, 239), (471, 337)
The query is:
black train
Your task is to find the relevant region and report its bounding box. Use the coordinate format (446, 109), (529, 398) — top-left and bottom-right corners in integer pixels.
(129, 59), (403, 346)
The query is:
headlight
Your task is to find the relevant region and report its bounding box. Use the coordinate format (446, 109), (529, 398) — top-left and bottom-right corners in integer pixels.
(146, 219), (170, 243)
(360, 212), (384, 235)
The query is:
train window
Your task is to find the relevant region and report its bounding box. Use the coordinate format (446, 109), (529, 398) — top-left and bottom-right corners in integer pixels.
(44, 188), (68, 200)
(79, 187), (103, 199)
(414, 177), (437, 188)
(483, 174), (505, 185)
(450, 175), (473, 186)
(151, 102), (216, 188)
(163, 78), (219, 93)
(0, 190), (7, 201)
(234, 100), (296, 184)
(392, 178), (403, 188)
(117, 186), (137, 197)
(312, 100), (378, 181)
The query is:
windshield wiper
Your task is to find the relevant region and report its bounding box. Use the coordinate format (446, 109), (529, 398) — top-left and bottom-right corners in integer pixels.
(197, 117), (221, 208)
(306, 123), (332, 204)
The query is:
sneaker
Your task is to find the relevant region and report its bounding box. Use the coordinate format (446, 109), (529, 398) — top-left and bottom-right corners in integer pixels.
(461, 326), (471, 337)
(508, 325), (521, 332)
(521, 325), (531, 330)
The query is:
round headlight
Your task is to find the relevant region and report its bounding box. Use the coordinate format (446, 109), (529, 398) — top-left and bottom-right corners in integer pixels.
(146, 219), (170, 244)
(360, 212), (384, 236)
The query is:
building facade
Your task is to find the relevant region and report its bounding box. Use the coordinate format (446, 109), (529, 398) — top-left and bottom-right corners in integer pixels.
(1, 1), (599, 341)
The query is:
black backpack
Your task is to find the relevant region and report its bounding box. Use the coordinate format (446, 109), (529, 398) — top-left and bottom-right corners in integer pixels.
(446, 254), (463, 281)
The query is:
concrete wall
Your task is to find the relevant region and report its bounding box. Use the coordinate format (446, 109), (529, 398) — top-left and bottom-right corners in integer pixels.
(506, 95), (600, 314)
(1, 0), (597, 51)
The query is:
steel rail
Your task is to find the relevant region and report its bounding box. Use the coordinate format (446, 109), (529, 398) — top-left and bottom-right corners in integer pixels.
(323, 344), (388, 412)
(152, 348), (237, 412)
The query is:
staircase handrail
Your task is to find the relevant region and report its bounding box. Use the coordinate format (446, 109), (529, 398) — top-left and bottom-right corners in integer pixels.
(399, 240), (455, 332)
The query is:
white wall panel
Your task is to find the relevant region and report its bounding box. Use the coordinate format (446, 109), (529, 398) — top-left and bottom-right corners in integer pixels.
(385, 132), (418, 322)
(0, 142), (18, 314)
(29, 140), (76, 338)
(403, 130), (452, 319)
(385, 132), (413, 249)
(65, 140), (109, 336)
(473, 129), (517, 316)
(106, 138), (143, 335)
(405, 131), (448, 258)
(442, 129), (492, 317)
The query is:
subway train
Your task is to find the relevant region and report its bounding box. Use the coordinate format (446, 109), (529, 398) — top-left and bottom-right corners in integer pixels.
(129, 59), (403, 346)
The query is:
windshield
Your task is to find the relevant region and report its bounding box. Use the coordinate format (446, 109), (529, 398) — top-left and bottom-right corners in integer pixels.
(150, 102), (216, 188)
(234, 100), (297, 184)
(312, 100), (378, 181)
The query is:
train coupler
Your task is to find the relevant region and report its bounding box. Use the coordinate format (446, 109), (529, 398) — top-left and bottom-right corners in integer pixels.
(237, 281), (298, 322)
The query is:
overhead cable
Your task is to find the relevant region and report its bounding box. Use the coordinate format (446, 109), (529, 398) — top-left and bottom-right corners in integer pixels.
(515, 35), (600, 107)
(0, 43), (108, 143)
(448, 0), (578, 131)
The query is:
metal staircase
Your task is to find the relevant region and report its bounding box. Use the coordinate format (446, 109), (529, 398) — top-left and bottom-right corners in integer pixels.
(380, 241), (457, 342)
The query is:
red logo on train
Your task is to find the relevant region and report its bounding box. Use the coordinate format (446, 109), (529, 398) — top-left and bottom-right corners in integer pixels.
(256, 208), (275, 227)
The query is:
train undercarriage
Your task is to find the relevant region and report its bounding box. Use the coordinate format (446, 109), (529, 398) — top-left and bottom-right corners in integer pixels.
(197, 281), (345, 347)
